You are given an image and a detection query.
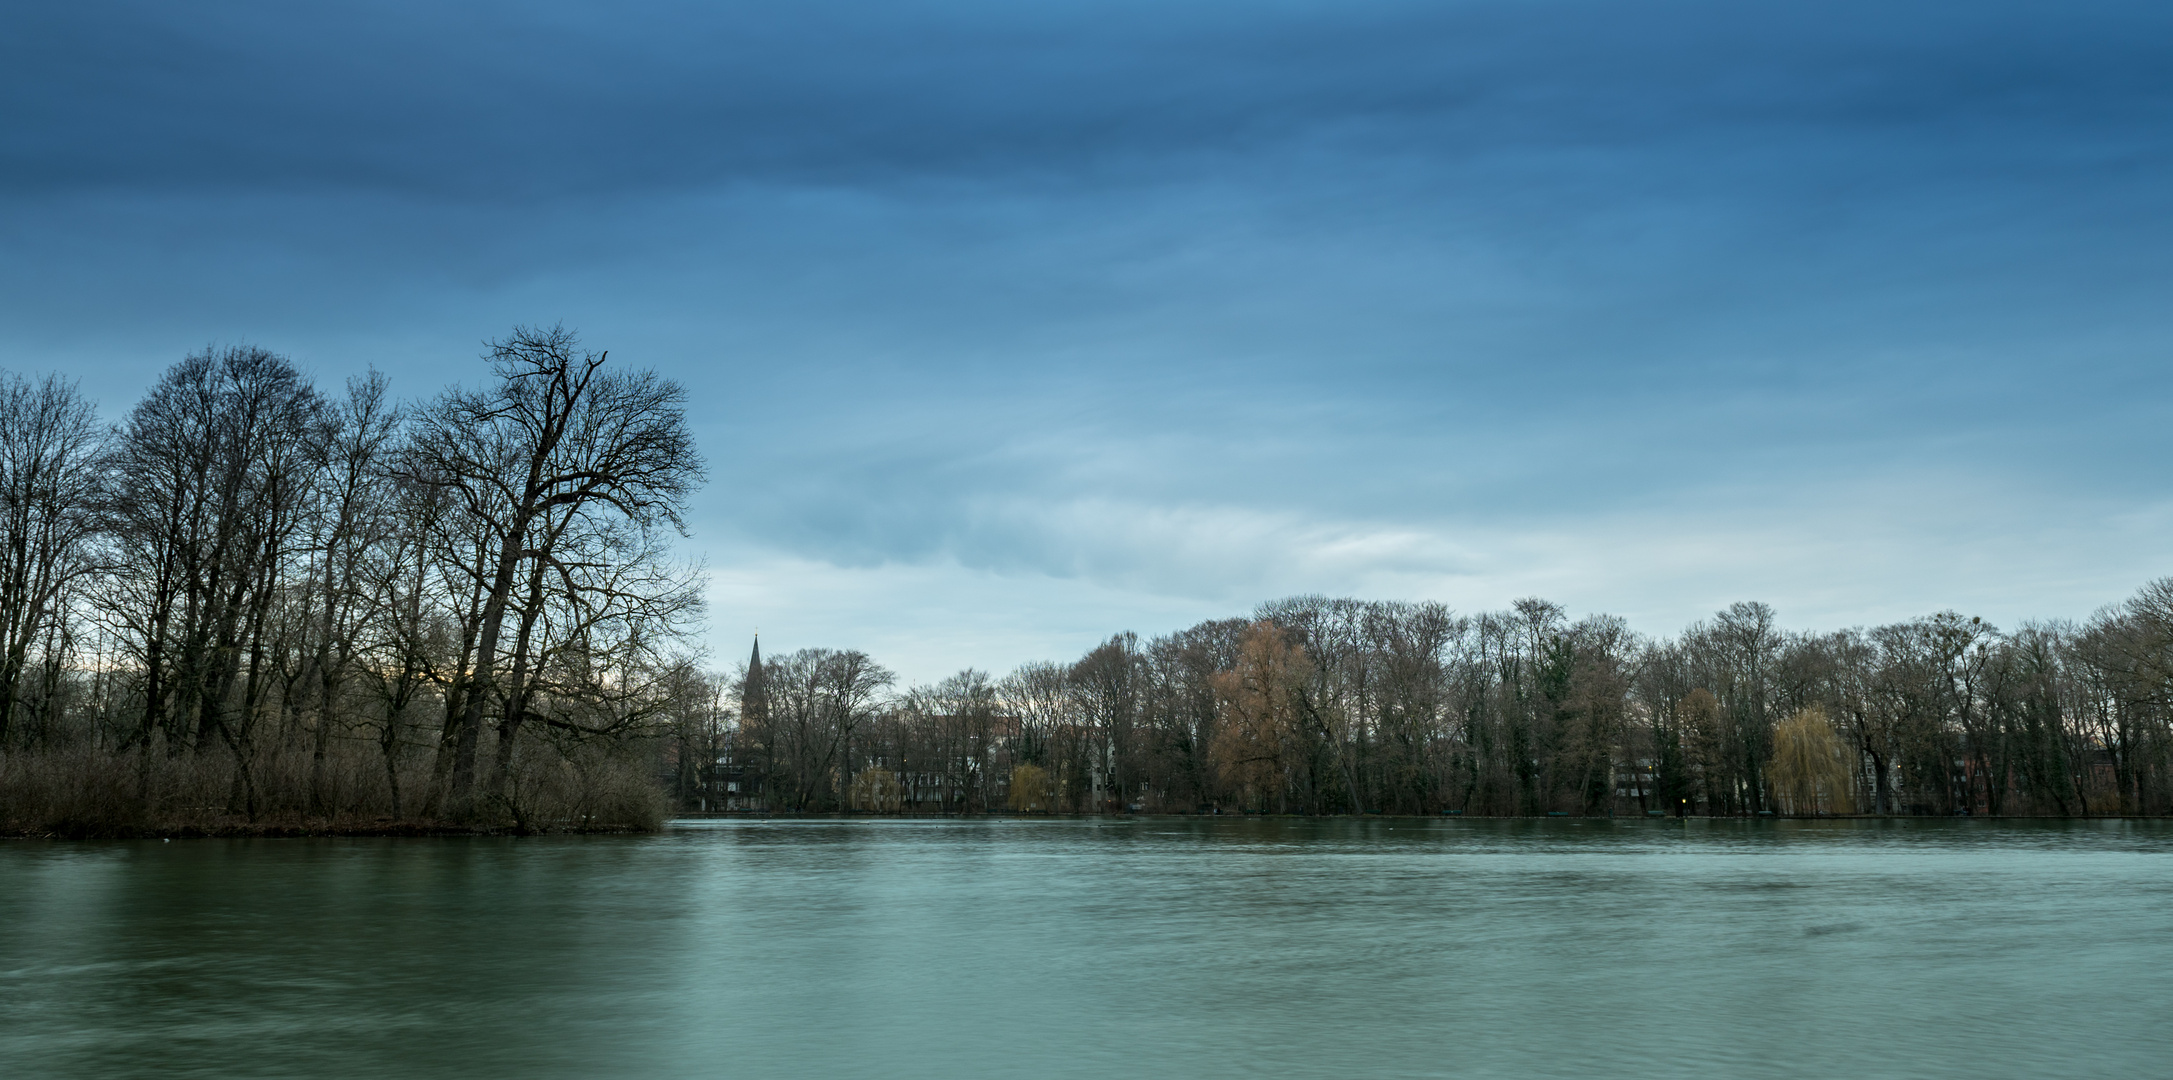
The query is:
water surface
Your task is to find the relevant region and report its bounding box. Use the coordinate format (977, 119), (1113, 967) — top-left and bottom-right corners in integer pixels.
(4, 818), (2170, 1078)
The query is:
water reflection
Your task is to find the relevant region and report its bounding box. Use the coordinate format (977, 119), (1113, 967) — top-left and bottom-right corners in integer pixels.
(3, 819), (2170, 1079)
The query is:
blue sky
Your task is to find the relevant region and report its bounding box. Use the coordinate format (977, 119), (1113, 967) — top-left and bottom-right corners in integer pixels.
(4, 0), (2170, 681)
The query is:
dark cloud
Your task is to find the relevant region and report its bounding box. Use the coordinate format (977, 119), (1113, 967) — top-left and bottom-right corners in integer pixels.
(7, 1), (2168, 200)
(4, 1), (2172, 670)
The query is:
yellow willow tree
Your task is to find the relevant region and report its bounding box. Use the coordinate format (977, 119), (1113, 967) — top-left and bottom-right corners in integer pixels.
(1767, 706), (1855, 815)
(850, 766), (903, 812)
(1210, 621), (1311, 813)
(1008, 763), (1050, 812)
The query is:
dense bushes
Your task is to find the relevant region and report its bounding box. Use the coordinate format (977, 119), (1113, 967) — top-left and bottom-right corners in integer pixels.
(0, 734), (670, 838)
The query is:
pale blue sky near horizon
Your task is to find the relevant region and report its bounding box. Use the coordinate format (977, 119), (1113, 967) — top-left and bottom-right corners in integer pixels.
(4, 0), (2169, 682)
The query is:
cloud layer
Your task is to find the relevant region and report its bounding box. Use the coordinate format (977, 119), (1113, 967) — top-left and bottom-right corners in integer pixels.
(4, 0), (2171, 679)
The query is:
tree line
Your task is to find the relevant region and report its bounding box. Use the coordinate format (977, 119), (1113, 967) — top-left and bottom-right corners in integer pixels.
(709, 592), (2173, 819)
(6, 331), (2170, 833)
(0, 328), (705, 834)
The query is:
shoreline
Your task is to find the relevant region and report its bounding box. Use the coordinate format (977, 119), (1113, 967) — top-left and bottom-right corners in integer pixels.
(0, 820), (658, 840)
(15, 810), (2169, 840)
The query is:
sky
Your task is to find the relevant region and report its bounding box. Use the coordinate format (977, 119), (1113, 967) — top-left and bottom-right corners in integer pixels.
(4, 0), (2171, 682)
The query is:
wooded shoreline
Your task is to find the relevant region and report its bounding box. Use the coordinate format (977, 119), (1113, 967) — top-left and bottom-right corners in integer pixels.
(2, 331), (2170, 837)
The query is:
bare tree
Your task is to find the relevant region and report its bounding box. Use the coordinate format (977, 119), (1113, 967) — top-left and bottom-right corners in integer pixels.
(99, 346), (325, 817)
(0, 374), (103, 745)
(756, 648), (894, 810)
(408, 325), (701, 811)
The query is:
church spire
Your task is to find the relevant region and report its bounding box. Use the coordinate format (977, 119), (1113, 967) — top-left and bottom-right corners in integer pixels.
(740, 633), (768, 728)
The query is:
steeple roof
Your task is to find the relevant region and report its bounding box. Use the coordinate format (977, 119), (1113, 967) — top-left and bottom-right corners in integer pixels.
(740, 635), (768, 726)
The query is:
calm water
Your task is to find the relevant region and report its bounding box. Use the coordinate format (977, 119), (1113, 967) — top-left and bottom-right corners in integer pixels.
(3, 818), (2170, 1079)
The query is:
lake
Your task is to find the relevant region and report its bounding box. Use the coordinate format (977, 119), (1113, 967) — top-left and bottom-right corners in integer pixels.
(3, 818), (2170, 1079)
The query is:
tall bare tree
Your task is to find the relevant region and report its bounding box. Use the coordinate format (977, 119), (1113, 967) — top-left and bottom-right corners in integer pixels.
(0, 374), (103, 745)
(408, 325), (701, 811)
